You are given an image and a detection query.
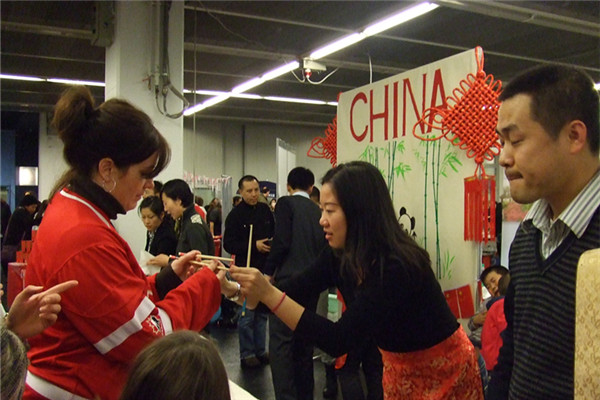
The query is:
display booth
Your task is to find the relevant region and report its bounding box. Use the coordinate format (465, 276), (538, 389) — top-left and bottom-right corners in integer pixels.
(332, 48), (501, 318)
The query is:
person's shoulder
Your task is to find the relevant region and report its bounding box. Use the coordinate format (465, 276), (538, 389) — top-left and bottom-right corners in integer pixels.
(488, 297), (505, 313)
(190, 213), (204, 225)
(257, 202), (272, 212)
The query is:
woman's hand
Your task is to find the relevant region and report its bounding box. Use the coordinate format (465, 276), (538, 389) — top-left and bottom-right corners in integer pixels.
(147, 254), (169, 267)
(229, 265), (274, 306)
(171, 250), (201, 281)
(7, 280), (78, 340)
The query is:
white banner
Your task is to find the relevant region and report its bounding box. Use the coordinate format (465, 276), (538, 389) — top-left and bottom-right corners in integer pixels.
(337, 49), (481, 292)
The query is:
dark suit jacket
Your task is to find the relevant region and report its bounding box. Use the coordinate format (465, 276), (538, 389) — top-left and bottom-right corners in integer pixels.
(263, 194), (326, 287)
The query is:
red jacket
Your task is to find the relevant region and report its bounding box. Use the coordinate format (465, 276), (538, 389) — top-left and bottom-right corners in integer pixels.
(480, 298), (507, 371)
(24, 189), (220, 400)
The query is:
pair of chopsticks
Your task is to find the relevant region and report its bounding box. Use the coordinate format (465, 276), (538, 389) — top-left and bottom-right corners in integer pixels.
(169, 254), (231, 271)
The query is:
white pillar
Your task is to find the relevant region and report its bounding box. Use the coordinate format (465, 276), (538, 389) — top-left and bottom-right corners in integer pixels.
(106, 1), (185, 256)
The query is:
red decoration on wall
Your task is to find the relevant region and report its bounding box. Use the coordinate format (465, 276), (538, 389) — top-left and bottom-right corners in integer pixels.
(413, 47), (502, 242)
(308, 116), (337, 167)
(444, 284), (475, 319)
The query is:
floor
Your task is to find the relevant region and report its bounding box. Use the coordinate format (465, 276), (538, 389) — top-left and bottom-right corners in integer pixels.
(210, 322), (340, 400)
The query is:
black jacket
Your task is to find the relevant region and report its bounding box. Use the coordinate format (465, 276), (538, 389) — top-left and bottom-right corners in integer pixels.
(177, 206), (215, 256)
(223, 200), (274, 269)
(145, 218), (178, 256)
(263, 194), (326, 282)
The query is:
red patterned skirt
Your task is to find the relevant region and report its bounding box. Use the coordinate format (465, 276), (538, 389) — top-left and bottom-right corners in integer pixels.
(379, 327), (483, 399)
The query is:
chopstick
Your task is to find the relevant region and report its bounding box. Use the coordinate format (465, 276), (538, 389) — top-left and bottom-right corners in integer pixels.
(169, 255), (229, 271)
(189, 259), (229, 271)
(199, 255), (234, 263)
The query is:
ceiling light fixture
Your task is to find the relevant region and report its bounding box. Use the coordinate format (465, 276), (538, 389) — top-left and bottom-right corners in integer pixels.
(362, 2), (439, 37)
(264, 96), (327, 105)
(185, 1), (438, 116)
(310, 2), (439, 60)
(0, 74), (106, 87)
(0, 74), (45, 82)
(309, 33), (364, 60)
(183, 93), (231, 116)
(46, 78), (106, 87)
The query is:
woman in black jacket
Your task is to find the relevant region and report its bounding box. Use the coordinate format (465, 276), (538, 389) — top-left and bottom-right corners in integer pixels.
(139, 196), (177, 268)
(161, 179), (215, 258)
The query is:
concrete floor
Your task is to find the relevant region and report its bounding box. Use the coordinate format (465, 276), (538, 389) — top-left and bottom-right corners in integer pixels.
(210, 322), (339, 400)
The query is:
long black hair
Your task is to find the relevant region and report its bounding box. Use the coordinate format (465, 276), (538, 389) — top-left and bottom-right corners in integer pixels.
(321, 161), (431, 285)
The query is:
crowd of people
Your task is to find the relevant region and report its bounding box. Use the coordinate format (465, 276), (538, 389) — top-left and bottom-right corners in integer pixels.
(1, 62), (598, 400)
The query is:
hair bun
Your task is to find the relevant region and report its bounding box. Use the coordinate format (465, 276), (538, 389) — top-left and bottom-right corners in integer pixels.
(52, 85), (96, 145)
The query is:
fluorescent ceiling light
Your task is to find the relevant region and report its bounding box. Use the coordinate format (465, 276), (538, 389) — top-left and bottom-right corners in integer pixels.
(310, 33), (364, 60)
(0, 74), (45, 82)
(363, 2), (439, 37)
(231, 61), (300, 95)
(47, 78), (105, 87)
(183, 93), (231, 116)
(262, 61), (300, 81)
(264, 96), (326, 105)
(232, 77), (264, 94)
(0, 74), (105, 87)
(185, 1), (437, 115)
(595, 82), (600, 90)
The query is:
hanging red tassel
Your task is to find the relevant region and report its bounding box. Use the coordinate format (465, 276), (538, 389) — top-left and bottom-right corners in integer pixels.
(464, 170), (496, 242)
(413, 47), (502, 243)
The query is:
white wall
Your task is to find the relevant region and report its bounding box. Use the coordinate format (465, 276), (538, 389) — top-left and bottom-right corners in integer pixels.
(183, 119), (333, 195)
(38, 113), (68, 201)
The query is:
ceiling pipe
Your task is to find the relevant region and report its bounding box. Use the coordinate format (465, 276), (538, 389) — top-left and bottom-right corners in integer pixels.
(432, 0), (599, 37)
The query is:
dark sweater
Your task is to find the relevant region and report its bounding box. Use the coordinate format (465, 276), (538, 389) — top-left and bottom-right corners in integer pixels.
(286, 247), (459, 357)
(488, 207), (600, 399)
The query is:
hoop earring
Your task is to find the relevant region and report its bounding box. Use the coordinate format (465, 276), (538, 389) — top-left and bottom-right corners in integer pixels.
(103, 178), (117, 193)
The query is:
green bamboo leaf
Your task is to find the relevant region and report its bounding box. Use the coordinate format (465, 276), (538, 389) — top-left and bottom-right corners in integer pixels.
(394, 163), (412, 180)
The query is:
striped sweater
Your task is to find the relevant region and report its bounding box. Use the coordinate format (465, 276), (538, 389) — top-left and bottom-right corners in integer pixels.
(488, 207), (600, 399)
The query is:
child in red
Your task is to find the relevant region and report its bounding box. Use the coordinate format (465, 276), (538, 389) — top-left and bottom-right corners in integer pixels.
(481, 274), (511, 372)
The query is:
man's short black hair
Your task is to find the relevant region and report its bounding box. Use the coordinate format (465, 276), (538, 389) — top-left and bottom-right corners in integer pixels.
(287, 167), (314, 191)
(480, 264), (509, 283)
(238, 175), (258, 190)
(499, 64), (599, 154)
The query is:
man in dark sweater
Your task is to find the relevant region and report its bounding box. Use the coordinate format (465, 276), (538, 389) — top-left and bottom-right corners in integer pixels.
(224, 175), (274, 368)
(488, 65), (600, 399)
(263, 167), (327, 400)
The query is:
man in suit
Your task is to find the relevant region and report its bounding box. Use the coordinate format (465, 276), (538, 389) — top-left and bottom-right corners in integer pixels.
(264, 167), (327, 400)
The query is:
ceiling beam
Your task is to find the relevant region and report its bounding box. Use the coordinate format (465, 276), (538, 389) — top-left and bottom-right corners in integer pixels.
(433, 0), (600, 37)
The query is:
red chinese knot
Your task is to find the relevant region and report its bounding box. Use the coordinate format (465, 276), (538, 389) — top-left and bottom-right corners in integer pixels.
(413, 47), (503, 243)
(308, 116), (337, 167)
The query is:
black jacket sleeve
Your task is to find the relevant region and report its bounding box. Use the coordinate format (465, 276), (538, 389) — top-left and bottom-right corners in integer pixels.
(154, 266), (183, 300)
(223, 208), (248, 258)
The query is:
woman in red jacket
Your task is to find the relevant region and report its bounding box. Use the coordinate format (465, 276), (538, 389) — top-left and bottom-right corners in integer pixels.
(23, 86), (237, 400)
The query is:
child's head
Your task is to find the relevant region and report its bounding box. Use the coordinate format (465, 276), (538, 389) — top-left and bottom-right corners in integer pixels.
(120, 331), (230, 400)
(480, 265), (509, 297)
